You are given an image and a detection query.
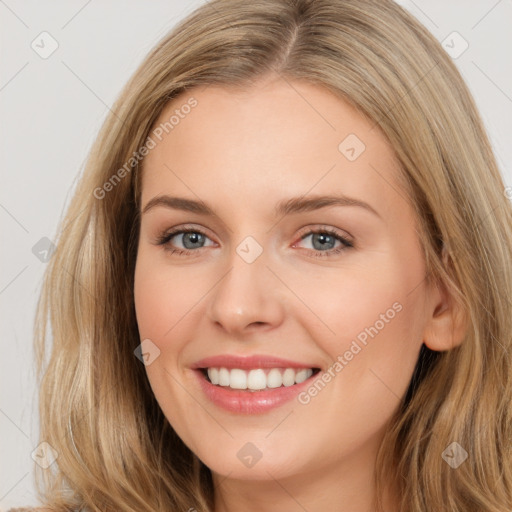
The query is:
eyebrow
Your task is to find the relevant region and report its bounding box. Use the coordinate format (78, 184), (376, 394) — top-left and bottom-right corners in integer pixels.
(141, 193), (381, 219)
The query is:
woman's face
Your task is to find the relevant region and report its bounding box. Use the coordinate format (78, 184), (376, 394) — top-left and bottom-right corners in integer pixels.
(134, 75), (438, 487)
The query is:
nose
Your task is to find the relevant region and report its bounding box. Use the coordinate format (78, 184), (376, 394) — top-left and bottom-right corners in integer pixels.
(206, 247), (286, 336)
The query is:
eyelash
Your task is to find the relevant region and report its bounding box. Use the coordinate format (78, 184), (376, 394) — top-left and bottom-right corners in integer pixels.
(155, 226), (354, 259)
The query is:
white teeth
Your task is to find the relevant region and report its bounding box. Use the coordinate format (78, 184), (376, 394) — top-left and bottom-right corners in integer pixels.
(266, 368), (283, 388)
(218, 367), (230, 386)
(247, 369), (266, 390)
(206, 367), (314, 390)
(282, 368), (296, 387)
(229, 369), (247, 389)
(294, 369), (310, 384)
(208, 367), (219, 385)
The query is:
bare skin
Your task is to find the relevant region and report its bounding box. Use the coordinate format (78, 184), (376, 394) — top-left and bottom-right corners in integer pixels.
(134, 73), (464, 511)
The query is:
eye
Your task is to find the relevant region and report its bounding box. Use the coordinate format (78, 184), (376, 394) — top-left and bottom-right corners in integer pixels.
(293, 227), (353, 258)
(155, 224), (353, 259)
(155, 225), (216, 256)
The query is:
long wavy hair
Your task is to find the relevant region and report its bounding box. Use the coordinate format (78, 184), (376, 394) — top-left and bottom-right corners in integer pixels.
(30, 0), (512, 510)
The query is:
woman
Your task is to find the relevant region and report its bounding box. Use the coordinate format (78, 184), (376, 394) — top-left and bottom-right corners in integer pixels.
(23, 0), (512, 510)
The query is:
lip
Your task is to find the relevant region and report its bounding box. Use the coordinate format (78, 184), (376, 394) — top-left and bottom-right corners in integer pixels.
(191, 354), (318, 370)
(191, 354), (321, 415)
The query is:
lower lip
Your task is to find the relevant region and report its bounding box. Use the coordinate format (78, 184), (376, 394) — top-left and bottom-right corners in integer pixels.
(193, 369), (317, 414)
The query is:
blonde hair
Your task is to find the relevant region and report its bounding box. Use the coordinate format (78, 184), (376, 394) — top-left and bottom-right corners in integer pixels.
(31, 0), (512, 510)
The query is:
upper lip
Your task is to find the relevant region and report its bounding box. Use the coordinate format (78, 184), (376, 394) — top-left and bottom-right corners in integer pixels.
(191, 354), (320, 370)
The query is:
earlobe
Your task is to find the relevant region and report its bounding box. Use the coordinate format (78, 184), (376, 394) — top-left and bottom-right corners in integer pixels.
(423, 276), (468, 352)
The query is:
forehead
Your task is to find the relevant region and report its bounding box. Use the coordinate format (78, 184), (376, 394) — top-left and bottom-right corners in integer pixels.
(140, 78), (406, 219)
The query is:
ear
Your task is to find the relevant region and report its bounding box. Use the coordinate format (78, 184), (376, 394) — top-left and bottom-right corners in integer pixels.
(422, 250), (468, 351)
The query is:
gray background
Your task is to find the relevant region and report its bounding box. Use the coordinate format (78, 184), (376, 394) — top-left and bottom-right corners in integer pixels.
(1, 0), (511, 508)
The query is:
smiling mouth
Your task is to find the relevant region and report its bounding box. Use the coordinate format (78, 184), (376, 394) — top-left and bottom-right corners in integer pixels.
(199, 367), (321, 391)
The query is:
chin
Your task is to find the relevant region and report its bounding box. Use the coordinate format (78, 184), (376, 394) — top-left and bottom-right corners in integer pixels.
(198, 445), (307, 482)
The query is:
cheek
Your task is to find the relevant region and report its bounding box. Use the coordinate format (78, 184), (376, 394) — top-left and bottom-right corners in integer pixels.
(295, 256), (426, 390)
(292, 264), (411, 345)
(290, 272), (424, 456)
(133, 255), (204, 431)
(134, 252), (198, 341)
